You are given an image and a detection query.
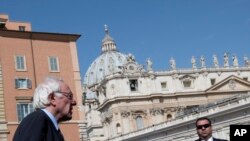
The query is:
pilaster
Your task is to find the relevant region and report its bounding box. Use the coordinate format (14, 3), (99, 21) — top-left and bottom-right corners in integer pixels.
(0, 63), (9, 141)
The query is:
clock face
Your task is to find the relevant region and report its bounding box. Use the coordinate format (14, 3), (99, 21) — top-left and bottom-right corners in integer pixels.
(129, 65), (134, 70)
(127, 63), (137, 73)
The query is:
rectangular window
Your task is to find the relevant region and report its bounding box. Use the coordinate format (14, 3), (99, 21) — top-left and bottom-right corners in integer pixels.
(183, 80), (191, 88)
(161, 82), (167, 90)
(15, 55), (26, 71)
(19, 26), (25, 31)
(17, 103), (33, 121)
(243, 77), (248, 81)
(15, 78), (32, 89)
(210, 79), (216, 85)
(48, 56), (59, 72)
(129, 79), (138, 91)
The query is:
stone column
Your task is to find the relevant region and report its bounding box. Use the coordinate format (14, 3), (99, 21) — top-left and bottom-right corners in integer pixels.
(121, 111), (130, 134)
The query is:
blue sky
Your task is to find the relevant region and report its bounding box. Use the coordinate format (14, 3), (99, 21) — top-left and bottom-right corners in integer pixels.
(1, 0), (250, 77)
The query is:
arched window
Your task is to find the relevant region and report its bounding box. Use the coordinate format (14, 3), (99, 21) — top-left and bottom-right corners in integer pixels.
(116, 123), (121, 134)
(167, 114), (172, 120)
(136, 116), (144, 129)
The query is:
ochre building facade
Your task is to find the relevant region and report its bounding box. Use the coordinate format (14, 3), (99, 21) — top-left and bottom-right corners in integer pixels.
(0, 14), (86, 141)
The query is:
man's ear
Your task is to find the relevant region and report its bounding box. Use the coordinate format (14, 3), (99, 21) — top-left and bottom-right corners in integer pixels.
(48, 92), (56, 105)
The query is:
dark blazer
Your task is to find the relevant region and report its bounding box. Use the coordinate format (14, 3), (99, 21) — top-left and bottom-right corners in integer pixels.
(13, 109), (64, 141)
(195, 137), (228, 141)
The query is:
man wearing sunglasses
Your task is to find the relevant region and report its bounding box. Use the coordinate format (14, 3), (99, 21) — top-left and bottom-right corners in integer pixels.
(195, 117), (228, 141)
(13, 77), (77, 141)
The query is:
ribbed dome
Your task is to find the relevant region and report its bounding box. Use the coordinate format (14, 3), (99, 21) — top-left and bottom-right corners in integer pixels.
(84, 25), (127, 86)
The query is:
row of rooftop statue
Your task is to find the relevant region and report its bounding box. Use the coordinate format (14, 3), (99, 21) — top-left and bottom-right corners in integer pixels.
(146, 53), (250, 71)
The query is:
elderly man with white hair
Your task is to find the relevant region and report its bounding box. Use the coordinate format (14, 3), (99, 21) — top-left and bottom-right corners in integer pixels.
(13, 77), (76, 141)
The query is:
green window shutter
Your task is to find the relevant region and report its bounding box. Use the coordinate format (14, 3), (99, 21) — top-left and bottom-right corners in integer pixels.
(27, 79), (32, 89)
(15, 78), (19, 88)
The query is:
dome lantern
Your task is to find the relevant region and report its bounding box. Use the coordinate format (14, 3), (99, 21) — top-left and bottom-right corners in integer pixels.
(101, 25), (117, 53)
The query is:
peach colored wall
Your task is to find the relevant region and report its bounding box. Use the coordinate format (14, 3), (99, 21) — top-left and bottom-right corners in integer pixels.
(0, 14), (31, 31)
(0, 34), (82, 140)
(0, 14), (9, 20)
(0, 37), (35, 121)
(6, 22), (32, 31)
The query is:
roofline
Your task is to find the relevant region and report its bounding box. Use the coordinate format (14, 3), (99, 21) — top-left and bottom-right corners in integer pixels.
(0, 29), (81, 41)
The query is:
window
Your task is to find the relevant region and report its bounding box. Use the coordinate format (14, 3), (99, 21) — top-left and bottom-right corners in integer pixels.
(0, 22), (6, 29)
(48, 56), (59, 72)
(17, 103), (34, 121)
(183, 80), (191, 88)
(161, 82), (167, 90)
(180, 75), (195, 89)
(116, 123), (122, 134)
(243, 77), (248, 81)
(136, 116), (144, 129)
(15, 78), (32, 89)
(15, 55), (26, 71)
(129, 79), (138, 91)
(210, 79), (216, 85)
(167, 114), (172, 120)
(19, 26), (25, 31)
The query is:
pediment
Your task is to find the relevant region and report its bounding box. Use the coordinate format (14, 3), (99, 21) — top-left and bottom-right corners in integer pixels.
(179, 74), (196, 80)
(206, 75), (250, 92)
(122, 62), (144, 74)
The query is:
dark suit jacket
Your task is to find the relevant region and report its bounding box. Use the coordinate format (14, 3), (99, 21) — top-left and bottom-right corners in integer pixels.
(13, 109), (64, 141)
(195, 137), (228, 141)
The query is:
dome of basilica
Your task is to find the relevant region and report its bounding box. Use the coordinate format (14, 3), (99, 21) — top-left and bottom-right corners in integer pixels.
(84, 25), (128, 86)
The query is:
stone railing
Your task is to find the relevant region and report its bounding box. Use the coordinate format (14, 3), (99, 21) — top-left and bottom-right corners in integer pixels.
(107, 92), (250, 141)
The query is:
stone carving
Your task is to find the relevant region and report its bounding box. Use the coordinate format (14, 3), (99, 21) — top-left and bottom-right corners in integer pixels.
(150, 108), (163, 116)
(169, 57), (176, 70)
(121, 111), (130, 118)
(131, 110), (147, 118)
(223, 53), (229, 68)
(200, 56), (206, 68)
(244, 56), (250, 67)
(127, 53), (135, 62)
(232, 55), (239, 68)
(191, 56), (196, 69)
(146, 58), (153, 71)
(228, 80), (236, 90)
(213, 54), (219, 68)
(101, 111), (113, 123)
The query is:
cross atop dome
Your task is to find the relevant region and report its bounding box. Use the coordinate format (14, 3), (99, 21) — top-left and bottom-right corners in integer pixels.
(101, 25), (117, 53)
(104, 24), (109, 35)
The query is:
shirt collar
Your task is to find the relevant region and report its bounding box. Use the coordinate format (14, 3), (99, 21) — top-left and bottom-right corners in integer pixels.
(207, 137), (213, 141)
(42, 109), (59, 130)
(200, 136), (213, 141)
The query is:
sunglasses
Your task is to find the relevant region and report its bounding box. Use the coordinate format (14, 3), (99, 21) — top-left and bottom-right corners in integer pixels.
(196, 124), (211, 129)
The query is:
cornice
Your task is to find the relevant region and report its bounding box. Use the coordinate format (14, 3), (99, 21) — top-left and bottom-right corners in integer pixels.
(0, 29), (81, 42)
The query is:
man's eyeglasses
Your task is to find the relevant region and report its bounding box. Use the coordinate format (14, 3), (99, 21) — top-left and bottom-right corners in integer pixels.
(57, 92), (73, 100)
(196, 124), (211, 130)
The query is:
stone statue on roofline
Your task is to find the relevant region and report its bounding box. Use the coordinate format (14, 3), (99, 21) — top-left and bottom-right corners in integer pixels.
(232, 55), (239, 68)
(127, 53), (135, 62)
(213, 54), (219, 68)
(244, 56), (250, 67)
(146, 58), (153, 71)
(223, 53), (229, 68)
(200, 56), (206, 68)
(191, 56), (196, 69)
(169, 57), (176, 70)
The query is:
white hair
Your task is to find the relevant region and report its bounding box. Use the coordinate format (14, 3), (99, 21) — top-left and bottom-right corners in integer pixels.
(33, 77), (63, 109)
